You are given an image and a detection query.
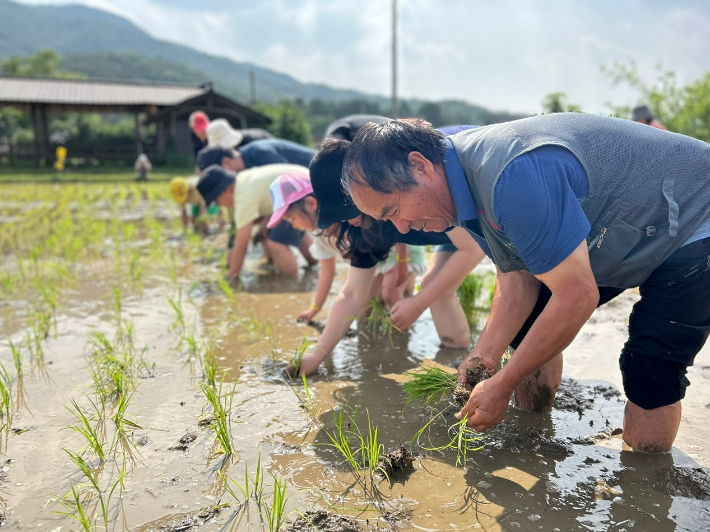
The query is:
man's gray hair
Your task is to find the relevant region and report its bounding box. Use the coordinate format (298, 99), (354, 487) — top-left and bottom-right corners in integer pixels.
(342, 119), (445, 195)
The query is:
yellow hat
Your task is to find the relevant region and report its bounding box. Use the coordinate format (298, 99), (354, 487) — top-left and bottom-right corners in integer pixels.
(169, 177), (189, 205)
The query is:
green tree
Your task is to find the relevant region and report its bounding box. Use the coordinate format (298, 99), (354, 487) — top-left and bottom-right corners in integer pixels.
(1, 50), (84, 79)
(254, 100), (312, 146)
(603, 60), (710, 142)
(541, 92), (582, 114)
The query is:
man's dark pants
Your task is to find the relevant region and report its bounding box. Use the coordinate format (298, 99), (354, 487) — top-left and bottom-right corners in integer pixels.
(510, 237), (710, 410)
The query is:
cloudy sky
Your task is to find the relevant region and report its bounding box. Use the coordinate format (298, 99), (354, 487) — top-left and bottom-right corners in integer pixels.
(20, 0), (710, 113)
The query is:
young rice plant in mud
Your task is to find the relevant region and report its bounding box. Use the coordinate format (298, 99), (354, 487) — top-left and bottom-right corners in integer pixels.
(364, 298), (400, 344)
(412, 412), (486, 467)
(456, 272), (496, 326)
(201, 381), (236, 465)
(55, 449), (126, 532)
(401, 366), (458, 407)
(261, 473), (290, 532)
(65, 398), (106, 462)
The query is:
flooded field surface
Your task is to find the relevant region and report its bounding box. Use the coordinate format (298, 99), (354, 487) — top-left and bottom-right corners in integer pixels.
(1, 183), (710, 531)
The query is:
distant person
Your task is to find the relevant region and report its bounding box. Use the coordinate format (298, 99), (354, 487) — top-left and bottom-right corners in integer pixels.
(236, 128), (275, 147)
(197, 140), (315, 173)
(206, 118), (275, 151)
(189, 111), (210, 157)
(168, 176), (220, 234)
(631, 105), (667, 130)
(196, 164), (317, 278)
(323, 114), (390, 142)
(134, 153), (152, 181)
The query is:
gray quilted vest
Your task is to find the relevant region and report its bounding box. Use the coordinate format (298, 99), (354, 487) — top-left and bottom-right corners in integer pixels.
(449, 113), (710, 288)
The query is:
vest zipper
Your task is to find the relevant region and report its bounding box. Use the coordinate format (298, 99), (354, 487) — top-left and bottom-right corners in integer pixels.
(597, 227), (607, 248)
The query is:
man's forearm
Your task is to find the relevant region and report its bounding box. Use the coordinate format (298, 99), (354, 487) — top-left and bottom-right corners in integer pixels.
(471, 271), (541, 362)
(495, 284), (597, 392)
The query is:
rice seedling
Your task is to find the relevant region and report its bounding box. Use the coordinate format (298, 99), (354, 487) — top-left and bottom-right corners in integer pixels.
(356, 411), (385, 480)
(411, 412), (486, 467)
(217, 276), (236, 301)
(65, 399), (105, 462)
(261, 473), (289, 532)
(111, 392), (142, 459)
(1, 273), (16, 295)
(54, 485), (95, 532)
(323, 409), (359, 472)
(239, 310), (272, 340)
(167, 291), (185, 331)
(201, 381), (236, 460)
(401, 366), (458, 407)
(9, 340), (22, 380)
(220, 451), (266, 507)
(456, 272), (496, 326)
(58, 449), (126, 531)
(0, 363), (13, 419)
(364, 298), (400, 344)
(128, 251), (143, 281)
(112, 286), (122, 324)
(201, 344), (220, 390)
(288, 337), (311, 378)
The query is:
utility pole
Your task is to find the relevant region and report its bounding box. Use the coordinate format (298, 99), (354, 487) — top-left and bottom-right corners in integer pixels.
(249, 69), (257, 104)
(391, 0), (398, 118)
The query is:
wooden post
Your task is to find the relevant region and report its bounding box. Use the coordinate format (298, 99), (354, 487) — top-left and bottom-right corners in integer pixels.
(39, 105), (51, 165)
(134, 112), (143, 155)
(157, 121), (166, 154)
(30, 104), (41, 166)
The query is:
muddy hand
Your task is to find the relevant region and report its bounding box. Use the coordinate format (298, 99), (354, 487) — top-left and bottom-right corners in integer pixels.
(455, 374), (512, 432)
(457, 353), (498, 384)
(389, 297), (421, 331)
(288, 353), (322, 377)
(297, 308), (319, 324)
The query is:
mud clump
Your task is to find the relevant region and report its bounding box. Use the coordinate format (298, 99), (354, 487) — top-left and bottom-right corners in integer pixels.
(488, 423), (572, 459)
(168, 431), (197, 451)
(653, 467), (710, 500)
(134, 505), (222, 531)
(452, 364), (492, 406)
(377, 445), (416, 479)
(287, 510), (363, 532)
(553, 378), (594, 415)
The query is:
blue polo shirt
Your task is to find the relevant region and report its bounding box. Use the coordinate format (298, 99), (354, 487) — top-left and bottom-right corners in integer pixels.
(444, 137), (591, 274)
(239, 139), (315, 169)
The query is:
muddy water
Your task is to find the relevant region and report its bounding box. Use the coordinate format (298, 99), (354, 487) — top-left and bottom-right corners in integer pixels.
(2, 221), (710, 531)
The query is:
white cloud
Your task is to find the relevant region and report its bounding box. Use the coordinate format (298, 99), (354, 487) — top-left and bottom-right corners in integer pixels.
(16, 0), (710, 113)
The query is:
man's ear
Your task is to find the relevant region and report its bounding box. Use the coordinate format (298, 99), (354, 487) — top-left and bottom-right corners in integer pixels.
(407, 151), (433, 179)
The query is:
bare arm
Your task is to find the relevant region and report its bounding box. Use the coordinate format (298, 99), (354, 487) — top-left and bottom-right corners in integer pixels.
(457, 241), (599, 430)
(389, 227), (486, 330)
(227, 222), (253, 277)
(297, 257), (336, 323)
(297, 265), (376, 375)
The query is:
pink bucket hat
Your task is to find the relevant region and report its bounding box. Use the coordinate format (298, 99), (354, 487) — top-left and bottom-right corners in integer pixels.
(268, 171), (313, 228)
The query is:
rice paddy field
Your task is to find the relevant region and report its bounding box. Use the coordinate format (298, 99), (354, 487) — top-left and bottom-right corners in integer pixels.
(2, 182), (710, 532)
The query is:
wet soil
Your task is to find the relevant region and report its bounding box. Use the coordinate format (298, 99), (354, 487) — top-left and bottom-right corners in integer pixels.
(486, 421), (573, 459)
(452, 363), (491, 406)
(133, 505), (225, 532)
(287, 510), (364, 532)
(653, 466), (710, 500)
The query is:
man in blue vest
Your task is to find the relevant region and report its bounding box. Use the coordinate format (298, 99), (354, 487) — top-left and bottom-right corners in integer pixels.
(342, 114), (710, 453)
